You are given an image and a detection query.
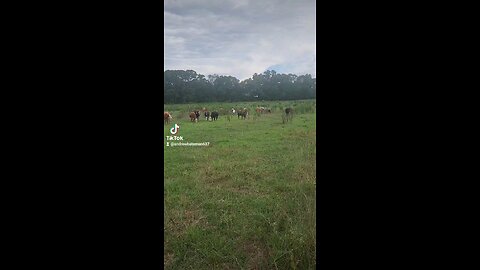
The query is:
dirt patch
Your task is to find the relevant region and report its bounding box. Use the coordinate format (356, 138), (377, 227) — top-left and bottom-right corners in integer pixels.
(164, 253), (174, 269)
(243, 240), (271, 269)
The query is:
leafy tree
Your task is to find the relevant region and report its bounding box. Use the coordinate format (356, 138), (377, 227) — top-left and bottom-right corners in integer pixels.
(163, 69), (316, 104)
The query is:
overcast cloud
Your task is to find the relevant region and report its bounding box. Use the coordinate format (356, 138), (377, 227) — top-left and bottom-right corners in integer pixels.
(164, 0), (316, 81)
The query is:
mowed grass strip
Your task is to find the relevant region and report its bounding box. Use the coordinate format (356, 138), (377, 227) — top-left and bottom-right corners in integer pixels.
(164, 100), (316, 269)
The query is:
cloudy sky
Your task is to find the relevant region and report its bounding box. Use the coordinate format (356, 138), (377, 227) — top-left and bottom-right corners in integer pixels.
(164, 0), (316, 81)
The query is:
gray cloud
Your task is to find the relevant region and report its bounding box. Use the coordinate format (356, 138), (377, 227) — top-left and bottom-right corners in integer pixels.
(164, 0), (316, 80)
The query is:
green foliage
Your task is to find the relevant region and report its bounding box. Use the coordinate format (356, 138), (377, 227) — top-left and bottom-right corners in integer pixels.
(164, 70), (316, 104)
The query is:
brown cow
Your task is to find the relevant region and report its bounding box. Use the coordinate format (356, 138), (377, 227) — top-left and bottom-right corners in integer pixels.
(189, 112), (197, 122)
(164, 112), (172, 125)
(256, 106), (268, 114)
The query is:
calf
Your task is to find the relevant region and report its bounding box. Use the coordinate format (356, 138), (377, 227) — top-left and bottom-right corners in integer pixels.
(211, 111), (219, 121)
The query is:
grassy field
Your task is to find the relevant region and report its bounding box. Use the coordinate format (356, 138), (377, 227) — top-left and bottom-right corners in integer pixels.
(164, 100), (316, 269)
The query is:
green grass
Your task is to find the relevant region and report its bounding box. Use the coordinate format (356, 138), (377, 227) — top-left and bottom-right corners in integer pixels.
(164, 100), (316, 269)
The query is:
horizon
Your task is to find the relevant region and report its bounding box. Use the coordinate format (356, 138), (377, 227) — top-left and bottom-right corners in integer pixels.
(164, 69), (316, 82)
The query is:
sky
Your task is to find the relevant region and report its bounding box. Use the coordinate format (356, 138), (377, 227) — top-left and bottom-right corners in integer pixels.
(164, 0), (316, 81)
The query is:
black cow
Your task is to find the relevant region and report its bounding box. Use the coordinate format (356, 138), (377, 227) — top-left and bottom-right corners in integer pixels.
(204, 111), (210, 121)
(285, 108), (293, 122)
(194, 111), (200, 121)
(211, 111), (219, 121)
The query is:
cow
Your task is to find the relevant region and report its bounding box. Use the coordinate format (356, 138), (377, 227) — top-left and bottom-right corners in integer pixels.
(211, 111), (219, 121)
(237, 109), (248, 120)
(285, 107), (293, 122)
(189, 112), (197, 122)
(164, 112), (172, 125)
(231, 108), (236, 115)
(194, 110), (200, 121)
(204, 111), (210, 121)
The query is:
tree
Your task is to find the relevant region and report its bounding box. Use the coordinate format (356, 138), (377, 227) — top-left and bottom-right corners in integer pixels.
(163, 70), (316, 104)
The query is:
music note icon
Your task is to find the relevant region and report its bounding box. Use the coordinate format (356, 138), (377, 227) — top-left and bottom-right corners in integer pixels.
(170, 124), (180, 135)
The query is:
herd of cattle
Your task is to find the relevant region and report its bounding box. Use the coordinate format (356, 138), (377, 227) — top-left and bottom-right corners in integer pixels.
(164, 107), (293, 125)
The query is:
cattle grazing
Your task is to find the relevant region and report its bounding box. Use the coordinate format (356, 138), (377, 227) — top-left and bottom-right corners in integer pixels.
(211, 111), (219, 121)
(164, 112), (172, 125)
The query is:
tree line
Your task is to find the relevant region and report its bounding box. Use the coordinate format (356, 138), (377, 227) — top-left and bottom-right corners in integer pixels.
(164, 70), (316, 104)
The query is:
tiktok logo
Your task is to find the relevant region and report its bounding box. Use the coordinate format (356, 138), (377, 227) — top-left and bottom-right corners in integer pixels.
(170, 124), (180, 135)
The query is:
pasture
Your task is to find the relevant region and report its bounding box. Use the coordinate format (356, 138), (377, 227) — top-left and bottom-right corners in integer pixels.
(164, 100), (316, 269)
